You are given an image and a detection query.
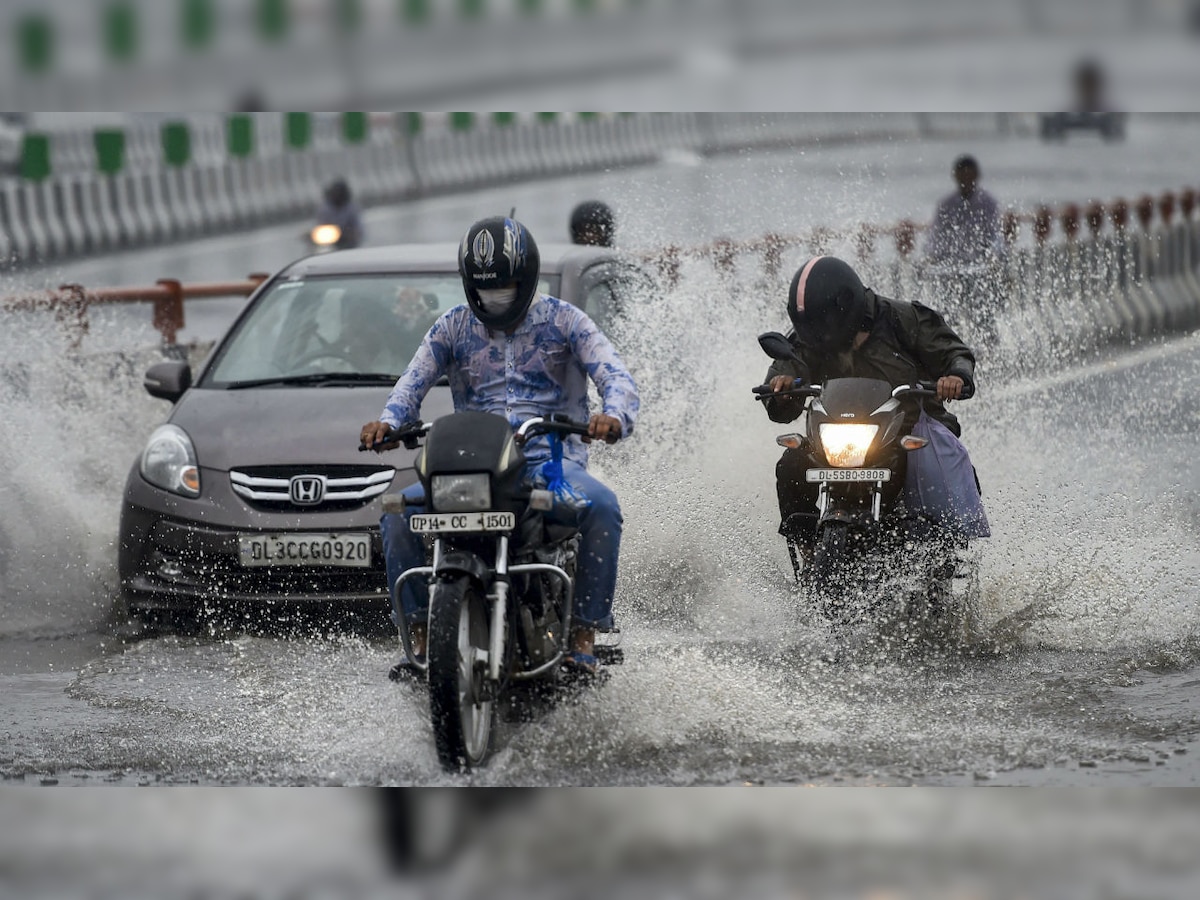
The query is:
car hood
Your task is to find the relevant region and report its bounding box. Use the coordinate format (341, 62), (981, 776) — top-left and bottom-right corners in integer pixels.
(165, 385), (450, 471)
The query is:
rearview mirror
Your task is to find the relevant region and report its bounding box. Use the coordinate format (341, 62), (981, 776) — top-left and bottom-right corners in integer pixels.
(143, 360), (192, 402)
(757, 331), (800, 363)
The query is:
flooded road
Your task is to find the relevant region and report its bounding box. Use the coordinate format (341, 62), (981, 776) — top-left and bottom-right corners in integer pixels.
(3, 117), (1200, 787)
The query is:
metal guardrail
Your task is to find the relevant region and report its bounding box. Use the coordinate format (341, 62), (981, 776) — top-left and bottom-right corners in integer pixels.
(3, 184), (1198, 363)
(0, 275), (266, 350)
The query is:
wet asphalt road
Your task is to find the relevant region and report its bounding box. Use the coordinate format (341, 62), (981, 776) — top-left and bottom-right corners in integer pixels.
(3, 118), (1200, 787)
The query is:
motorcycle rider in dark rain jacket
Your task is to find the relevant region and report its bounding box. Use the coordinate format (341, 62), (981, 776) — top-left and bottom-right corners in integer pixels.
(762, 255), (978, 554)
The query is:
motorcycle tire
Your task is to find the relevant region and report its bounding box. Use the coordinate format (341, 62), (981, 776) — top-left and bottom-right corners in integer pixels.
(428, 576), (496, 772)
(808, 523), (855, 624)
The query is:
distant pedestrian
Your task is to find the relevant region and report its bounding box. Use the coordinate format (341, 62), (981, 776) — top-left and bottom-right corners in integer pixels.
(923, 155), (1006, 347)
(925, 155), (1003, 267)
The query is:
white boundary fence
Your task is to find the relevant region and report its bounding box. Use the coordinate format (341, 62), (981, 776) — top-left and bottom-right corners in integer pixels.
(3, 111), (1200, 362)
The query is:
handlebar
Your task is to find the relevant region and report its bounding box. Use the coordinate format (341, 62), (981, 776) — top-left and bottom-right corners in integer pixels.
(751, 379), (974, 404)
(515, 414), (592, 445)
(752, 380), (822, 403)
(892, 380), (974, 400)
(358, 420), (429, 452)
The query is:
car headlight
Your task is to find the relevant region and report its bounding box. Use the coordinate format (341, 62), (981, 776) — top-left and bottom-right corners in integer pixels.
(818, 423), (878, 468)
(140, 424), (200, 497)
(431, 473), (491, 511)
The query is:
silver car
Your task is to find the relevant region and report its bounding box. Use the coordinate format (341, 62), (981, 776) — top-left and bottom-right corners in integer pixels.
(118, 243), (652, 622)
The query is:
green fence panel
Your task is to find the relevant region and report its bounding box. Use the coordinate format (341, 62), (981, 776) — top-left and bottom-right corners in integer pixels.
(104, 3), (139, 62)
(459, 0), (485, 20)
(334, 0), (362, 33)
(493, 112), (516, 127)
(573, 0), (598, 13)
(518, 0), (542, 14)
(400, 0), (431, 26)
(342, 112), (368, 143)
(94, 130), (126, 175)
(17, 16), (54, 74)
(257, 0), (289, 41)
(537, 112), (558, 124)
(20, 134), (51, 182)
(450, 112), (474, 131)
(404, 112), (423, 136)
(228, 114), (255, 157)
(286, 112), (312, 149)
(181, 0), (217, 50)
(162, 122), (192, 166)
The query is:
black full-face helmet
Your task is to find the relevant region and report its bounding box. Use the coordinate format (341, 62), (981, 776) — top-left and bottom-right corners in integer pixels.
(569, 200), (615, 247)
(458, 216), (541, 331)
(787, 256), (868, 353)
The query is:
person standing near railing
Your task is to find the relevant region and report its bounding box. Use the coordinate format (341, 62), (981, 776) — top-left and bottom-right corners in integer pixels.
(923, 154), (1007, 346)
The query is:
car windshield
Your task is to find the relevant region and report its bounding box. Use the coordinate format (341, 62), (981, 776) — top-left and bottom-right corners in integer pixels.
(204, 273), (557, 386)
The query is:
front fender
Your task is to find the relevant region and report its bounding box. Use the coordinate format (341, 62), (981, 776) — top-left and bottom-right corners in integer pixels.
(817, 508), (876, 529)
(435, 550), (491, 590)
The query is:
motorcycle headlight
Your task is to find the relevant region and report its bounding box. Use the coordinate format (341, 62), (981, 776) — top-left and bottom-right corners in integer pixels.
(818, 423), (878, 468)
(431, 473), (491, 512)
(310, 224), (341, 246)
(140, 424), (200, 497)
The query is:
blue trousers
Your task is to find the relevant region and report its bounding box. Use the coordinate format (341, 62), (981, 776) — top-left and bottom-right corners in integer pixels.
(380, 460), (621, 631)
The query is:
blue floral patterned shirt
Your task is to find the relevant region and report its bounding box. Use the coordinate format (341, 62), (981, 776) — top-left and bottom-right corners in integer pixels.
(379, 295), (639, 465)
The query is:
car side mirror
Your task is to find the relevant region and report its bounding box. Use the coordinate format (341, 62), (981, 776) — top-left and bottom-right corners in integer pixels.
(757, 331), (800, 363)
(143, 360), (192, 402)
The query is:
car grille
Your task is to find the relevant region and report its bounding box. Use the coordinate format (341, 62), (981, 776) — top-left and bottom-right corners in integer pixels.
(229, 464), (394, 511)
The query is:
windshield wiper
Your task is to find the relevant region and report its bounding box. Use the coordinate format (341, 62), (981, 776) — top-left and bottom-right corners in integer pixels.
(224, 372), (400, 389)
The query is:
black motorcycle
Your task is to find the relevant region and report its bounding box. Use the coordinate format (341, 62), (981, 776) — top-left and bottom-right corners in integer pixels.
(754, 332), (980, 636)
(375, 411), (615, 771)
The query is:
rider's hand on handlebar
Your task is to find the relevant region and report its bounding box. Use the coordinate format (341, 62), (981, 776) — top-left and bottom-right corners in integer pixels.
(769, 375), (796, 393)
(936, 375), (965, 402)
(360, 420), (400, 451)
(585, 413), (622, 444)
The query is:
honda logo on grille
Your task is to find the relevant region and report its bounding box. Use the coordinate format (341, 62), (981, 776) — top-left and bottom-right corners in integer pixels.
(289, 475), (326, 506)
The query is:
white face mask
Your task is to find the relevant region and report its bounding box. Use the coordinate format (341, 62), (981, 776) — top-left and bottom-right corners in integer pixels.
(476, 286), (519, 315)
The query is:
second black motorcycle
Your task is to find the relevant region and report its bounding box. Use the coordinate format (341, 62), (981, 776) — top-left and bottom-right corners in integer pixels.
(754, 332), (981, 639)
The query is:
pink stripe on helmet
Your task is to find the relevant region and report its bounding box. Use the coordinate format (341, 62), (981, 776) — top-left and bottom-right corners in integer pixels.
(795, 256), (826, 313)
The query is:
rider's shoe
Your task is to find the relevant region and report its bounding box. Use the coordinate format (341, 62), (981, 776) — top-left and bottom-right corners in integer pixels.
(388, 654), (427, 682)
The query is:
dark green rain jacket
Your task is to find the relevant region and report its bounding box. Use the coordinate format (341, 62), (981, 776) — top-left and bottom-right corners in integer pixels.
(763, 289), (976, 436)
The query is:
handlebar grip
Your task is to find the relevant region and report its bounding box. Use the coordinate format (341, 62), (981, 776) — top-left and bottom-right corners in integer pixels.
(959, 382), (974, 400)
(751, 385), (772, 395)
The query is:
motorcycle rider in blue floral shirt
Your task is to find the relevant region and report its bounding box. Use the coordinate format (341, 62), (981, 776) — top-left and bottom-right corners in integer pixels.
(360, 216), (639, 680)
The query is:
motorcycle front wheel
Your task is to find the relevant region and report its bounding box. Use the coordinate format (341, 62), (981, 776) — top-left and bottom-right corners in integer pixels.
(428, 576), (496, 772)
(808, 523), (855, 624)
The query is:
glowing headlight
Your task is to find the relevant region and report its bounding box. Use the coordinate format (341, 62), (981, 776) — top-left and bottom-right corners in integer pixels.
(310, 224), (342, 246)
(818, 423), (878, 468)
(140, 424), (200, 497)
(431, 473), (491, 511)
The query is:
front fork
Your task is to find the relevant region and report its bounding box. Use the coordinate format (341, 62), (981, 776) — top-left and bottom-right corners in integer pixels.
(814, 480), (885, 525)
(392, 533), (575, 683)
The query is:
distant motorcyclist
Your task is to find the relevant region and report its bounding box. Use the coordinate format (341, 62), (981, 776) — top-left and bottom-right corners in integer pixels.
(762, 256), (979, 556)
(569, 200), (616, 248)
(314, 178), (364, 250)
(360, 216), (639, 680)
